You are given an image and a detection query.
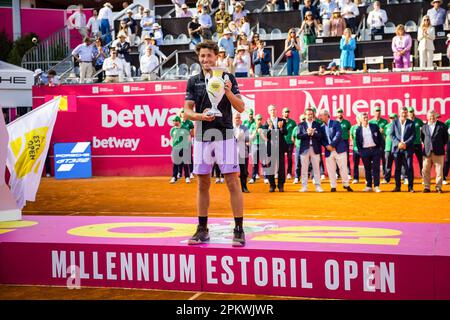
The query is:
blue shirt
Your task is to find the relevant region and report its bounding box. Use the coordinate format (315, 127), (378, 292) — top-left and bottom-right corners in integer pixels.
(140, 16), (154, 31)
(320, 1), (337, 20)
(199, 13), (212, 28)
(427, 7), (446, 27)
(71, 43), (95, 62)
(218, 36), (235, 58)
(92, 46), (109, 66)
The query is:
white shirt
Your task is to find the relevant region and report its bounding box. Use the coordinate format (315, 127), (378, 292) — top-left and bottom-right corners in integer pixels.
(239, 22), (251, 38)
(72, 43), (94, 62)
(342, 2), (359, 19)
(429, 122), (436, 136)
(68, 11), (86, 29)
(367, 9), (388, 29)
(400, 120), (407, 141)
(233, 53), (250, 73)
(362, 125), (376, 148)
(86, 16), (100, 34)
(98, 7), (114, 28)
(140, 54), (159, 73)
(306, 120), (314, 145)
(102, 57), (124, 75)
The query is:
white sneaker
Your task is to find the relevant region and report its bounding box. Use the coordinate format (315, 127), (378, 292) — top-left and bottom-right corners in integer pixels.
(287, 173), (292, 180)
(443, 180), (448, 185)
(264, 179), (269, 184)
(275, 173), (278, 179)
(170, 177), (177, 184)
(190, 173), (194, 179)
(220, 178), (224, 183)
(255, 174), (260, 179)
(381, 179), (388, 184)
(185, 178), (191, 184)
(177, 173), (182, 179)
(299, 187), (308, 192)
(293, 178), (299, 184)
(321, 175), (326, 180)
(315, 186), (324, 193)
(249, 179), (255, 184)
(363, 187), (373, 192)
(374, 187), (382, 193)
(352, 179), (359, 184)
(215, 178), (220, 184)
(403, 179), (408, 185)
(348, 175), (352, 180)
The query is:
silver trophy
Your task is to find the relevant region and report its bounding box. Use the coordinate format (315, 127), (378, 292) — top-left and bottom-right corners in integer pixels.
(205, 67), (229, 117)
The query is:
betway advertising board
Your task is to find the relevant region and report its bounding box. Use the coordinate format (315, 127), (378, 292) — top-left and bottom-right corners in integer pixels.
(32, 71), (450, 176)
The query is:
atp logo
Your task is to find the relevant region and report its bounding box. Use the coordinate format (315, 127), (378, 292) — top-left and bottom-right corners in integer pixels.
(9, 127), (48, 178)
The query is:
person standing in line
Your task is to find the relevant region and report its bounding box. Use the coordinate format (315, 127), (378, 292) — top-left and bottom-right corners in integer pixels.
(336, 108), (352, 180)
(233, 113), (250, 193)
(382, 113), (398, 184)
(170, 116), (191, 184)
(369, 106), (389, 179)
(282, 107), (297, 180)
(350, 115), (361, 184)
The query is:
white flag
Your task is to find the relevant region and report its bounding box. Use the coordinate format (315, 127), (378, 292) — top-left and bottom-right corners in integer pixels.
(6, 97), (60, 209)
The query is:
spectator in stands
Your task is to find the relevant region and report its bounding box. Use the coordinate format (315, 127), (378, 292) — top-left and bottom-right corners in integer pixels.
(392, 24), (412, 69)
(215, 1), (231, 37)
(285, 28), (301, 75)
(199, 6), (213, 39)
(447, 34), (450, 64)
(68, 4), (88, 39)
(72, 36), (95, 83)
(320, 0), (338, 37)
(217, 47), (233, 73)
(339, 28), (356, 71)
(139, 35), (166, 60)
(427, 0), (446, 33)
(266, 0), (275, 12)
(330, 8), (346, 37)
(140, 46), (159, 81)
(233, 2), (247, 26)
(302, 0), (319, 23)
(116, 32), (132, 81)
(188, 15), (203, 46)
(292, 0), (300, 11)
(140, 8), (155, 40)
(46, 70), (60, 86)
(92, 38), (109, 82)
(152, 23), (164, 46)
(234, 45), (252, 77)
(86, 9), (101, 39)
(119, 19), (132, 43)
(172, 0), (186, 17)
(197, 0), (212, 14)
(366, 1), (387, 36)
(274, 0), (286, 12)
(250, 33), (260, 52)
(134, 5), (145, 20)
(253, 40), (271, 77)
(418, 15), (436, 68)
(180, 3), (193, 18)
(444, 3), (450, 30)
(124, 10), (138, 46)
(218, 29), (235, 58)
(228, 21), (240, 39)
(122, 1), (129, 10)
(239, 16), (251, 38)
(342, 0), (359, 33)
(98, 2), (114, 44)
(102, 47), (123, 83)
(300, 11), (319, 58)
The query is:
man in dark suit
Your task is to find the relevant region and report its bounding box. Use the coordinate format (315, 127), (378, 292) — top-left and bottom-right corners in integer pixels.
(253, 40), (272, 77)
(297, 108), (324, 192)
(356, 112), (383, 192)
(319, 109), (353, 192)
(391, 107), (416, 192)
(421, 110), (448, 193)
(262, 104), (287, 192)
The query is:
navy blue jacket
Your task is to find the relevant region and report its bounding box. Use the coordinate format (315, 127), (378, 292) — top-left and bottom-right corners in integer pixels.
(297, 120), (323, 155)
(355, 123), (382, 154)
(320, 119), (347, 157)
(252, 48), (271, 76)
(391, 118), (416, 155)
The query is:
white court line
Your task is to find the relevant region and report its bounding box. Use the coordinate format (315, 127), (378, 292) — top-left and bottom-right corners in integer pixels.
(188, 292), (203, 300)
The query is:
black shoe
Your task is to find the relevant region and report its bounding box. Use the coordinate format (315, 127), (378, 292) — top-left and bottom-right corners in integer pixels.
(242, 187), (250, 193)
(423, 188), (431, 193)
(344, 186), (353, 192)
(188, 225), (210, 245)
(278, 186), (284, 192)
(331, 188), (337, 192)
(391, 188), (401, 192)
(269, 186), (276, 192)
(408, 188), (415, 193)
(436, 187), (443, 193)
(232, 226), (246, 247)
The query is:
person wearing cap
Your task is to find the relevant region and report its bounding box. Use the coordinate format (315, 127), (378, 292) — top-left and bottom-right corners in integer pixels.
(418, 15), (436, 68)
(170, 115), (191, 184)
(291, 113), (306, 184)
(215, 1), (231, 37)
(218, 29), (235, 58)
(391, 107), (416, 192)
(342, 0), (360, 33)
(336, 108), (352, 179)
(172, 0), (187, 18)
(123, 10), (138, 46)
(297, 108), (324, 192)
(330, 8), (346, 37)
(152, 23), (164, 46)
(217, 46), (233, 72)
(369, 105), (389, 177)
(349, 114), (361, 183)
(282, 107), (297, 180)
(140, 8), (155, 41)
(86, 9), (101, 39)
(139, 35), (166, 59)
(180, 3), (193, 18)
(140, 46), (159, 81)
(320, 0), (338, 37)
(180, 109), (195, 179)
(427, 0), (446, 33)
(98, 2), (114, 44)
(408, 107), (425, 178)
(382, 113), (397, 184)
(233, 2), (247, 26)
(233, 113), (250, 193)
(392, 24), (412, 69)
(249, 114), (267, 183)
(253, 40), (271, 77)
(102, 47), (124, 83)
(366, 1), (388, 36)
(199, 5), (213, 39)
(355, 112), (383, 192)
(421, 110), (448, 193)
(233, 45), (251, 77)
(188, 15), (203, 46)
(243, 109), (255, 130)
(71, 36), (95, 83)
(183, 40), (246, 247)
(443, 116), (450, 185)
(340, 28), (356, 71)
(116, 32), (132, 81)
(327, 60), (340, 75)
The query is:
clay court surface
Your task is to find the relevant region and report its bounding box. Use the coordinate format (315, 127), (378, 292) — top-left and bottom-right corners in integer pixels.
(1, 176), (449, 300)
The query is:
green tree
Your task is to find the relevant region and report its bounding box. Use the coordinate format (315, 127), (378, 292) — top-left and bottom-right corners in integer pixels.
(0, 29), (13, 61)
(7, 33), (39, 66)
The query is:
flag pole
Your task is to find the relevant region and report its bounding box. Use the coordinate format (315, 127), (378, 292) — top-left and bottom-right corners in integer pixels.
(6, 96), (61, 127)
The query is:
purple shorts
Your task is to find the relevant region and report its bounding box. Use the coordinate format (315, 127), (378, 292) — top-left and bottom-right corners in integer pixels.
(193, 138), (240, 175)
